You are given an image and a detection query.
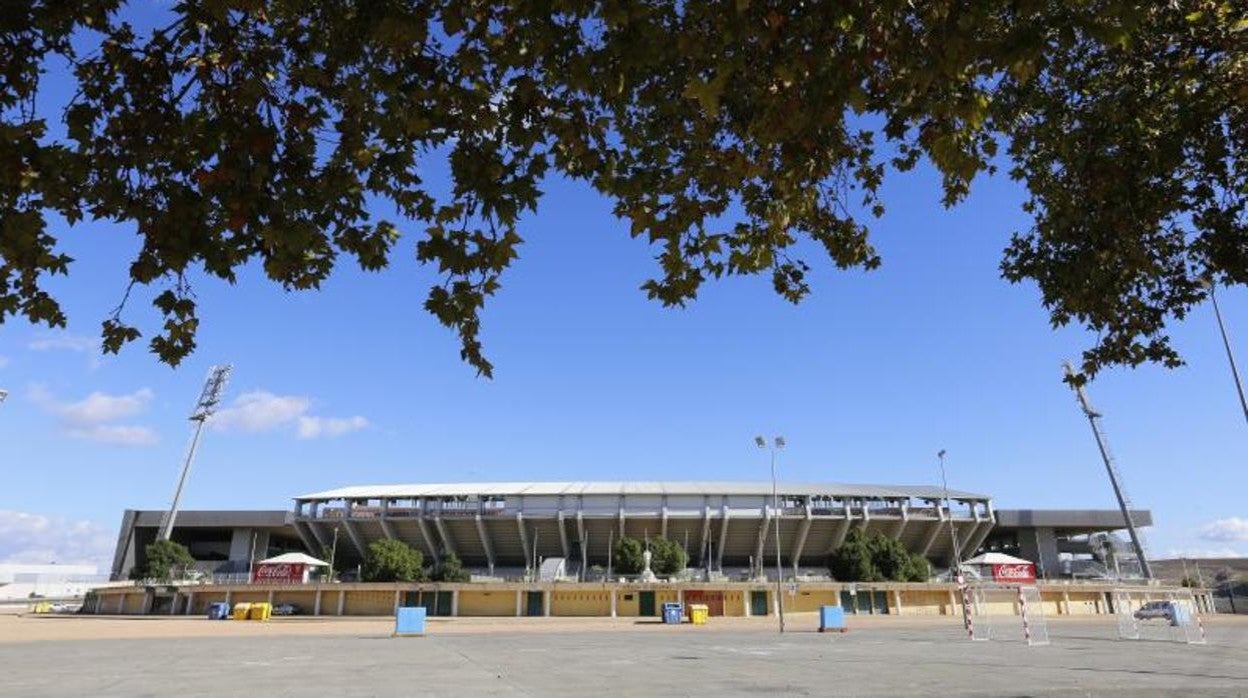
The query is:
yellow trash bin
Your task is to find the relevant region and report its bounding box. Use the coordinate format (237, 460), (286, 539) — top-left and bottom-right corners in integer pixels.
(231, 602), (252, 620)
(248, 602), (272, 621)
(690, 604), (709, 625)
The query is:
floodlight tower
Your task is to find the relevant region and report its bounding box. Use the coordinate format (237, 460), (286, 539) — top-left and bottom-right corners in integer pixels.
(755, 435), (786, 634)
(157, 365), (232, 541)
(0, 388), (8, 404)
(1063, 362), (1153, 580)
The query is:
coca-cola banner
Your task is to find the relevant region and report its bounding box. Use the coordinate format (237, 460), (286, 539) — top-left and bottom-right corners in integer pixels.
(252, 562), (307, 584)
(991, 563), (1036, 583)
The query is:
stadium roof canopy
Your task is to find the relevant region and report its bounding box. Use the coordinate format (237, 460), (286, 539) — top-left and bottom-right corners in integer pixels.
(295, 481), (989, 501)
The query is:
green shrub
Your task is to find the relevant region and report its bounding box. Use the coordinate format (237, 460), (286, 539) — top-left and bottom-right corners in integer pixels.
(139, 539), (196, 581)
(828, 528), (931, 582)
(649, 537), (688, 575)
(361, 539), (425, 582)
(431, 552), (471, 582)
(612, 536), (645, 574)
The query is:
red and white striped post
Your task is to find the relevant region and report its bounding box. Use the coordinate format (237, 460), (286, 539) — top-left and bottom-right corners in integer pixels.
(957, 574), (975, 640)
(1017, 586), (1033, 645)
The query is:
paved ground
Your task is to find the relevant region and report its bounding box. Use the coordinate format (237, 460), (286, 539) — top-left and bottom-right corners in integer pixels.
(2, 615), (1245, 696)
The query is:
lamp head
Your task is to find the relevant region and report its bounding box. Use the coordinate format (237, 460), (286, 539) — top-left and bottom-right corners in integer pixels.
(774, 436), (786, 449)
(754, 436), (766, 448)
(938, 449), (946, 458)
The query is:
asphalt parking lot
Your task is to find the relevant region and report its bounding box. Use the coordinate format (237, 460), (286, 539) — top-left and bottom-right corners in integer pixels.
(3, 616), (1245, 696)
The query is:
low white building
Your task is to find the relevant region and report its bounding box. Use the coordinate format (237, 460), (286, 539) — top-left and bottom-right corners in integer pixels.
(0, 563), (106, 601)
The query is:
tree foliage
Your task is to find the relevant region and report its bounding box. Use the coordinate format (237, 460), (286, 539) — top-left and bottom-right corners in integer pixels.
(828, 528), (929, 582)
(612, 535), (645, 575)
(361, 539), (425, 582)
(648, 536), (688, 575)
(431, 552), (471, 582)
(3, 2), (1245, 379)
(137, 539), (196, 581)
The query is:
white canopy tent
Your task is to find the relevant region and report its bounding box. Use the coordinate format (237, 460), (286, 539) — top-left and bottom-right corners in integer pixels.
(962, 552), (1034, 566)
(255, 552), (330, 567)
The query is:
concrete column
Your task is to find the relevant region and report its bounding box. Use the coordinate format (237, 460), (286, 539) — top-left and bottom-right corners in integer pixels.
(185, 592), (195, 615)
(677, 589), (684, 607)
(610, 589), (617, 618)
(451, 590), (459, 617)
(543, 590), (551, 617)
(393, 589), (401, 614)
(948, 589), (957, 616)
(267, 589), (275, 606)
(1061, 591), (1071, 616)
(169, 594), (179, 615)
(743, 592), (751, 617)
(314, 589), (322, 616)
(117, 594), (125, 614)
(337, 590), (346, 616)
(893, 590), (903, 616)
(515, 590), (523, 617)
(224, 590), (233, 607)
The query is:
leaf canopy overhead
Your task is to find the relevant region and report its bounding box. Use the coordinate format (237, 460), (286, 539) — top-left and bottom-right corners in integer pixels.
(2, 1), (1244, 379)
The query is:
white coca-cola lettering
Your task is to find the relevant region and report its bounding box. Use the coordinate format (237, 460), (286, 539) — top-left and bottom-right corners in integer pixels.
(991, 563), (1035, 582)
(253, 563), (305, 583)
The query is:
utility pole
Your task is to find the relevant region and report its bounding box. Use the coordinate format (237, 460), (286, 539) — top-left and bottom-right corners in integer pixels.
(157, 365), (232, 541)
(1208, 283), (1248, 427)
(1064, 362), (1153, 580)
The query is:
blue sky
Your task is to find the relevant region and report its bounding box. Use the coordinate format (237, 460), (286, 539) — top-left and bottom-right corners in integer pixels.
(1, 11), (1245, 568)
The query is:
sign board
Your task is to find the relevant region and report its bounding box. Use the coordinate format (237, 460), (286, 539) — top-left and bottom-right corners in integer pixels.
(991, 563), (1036, 583)
(252, 562), (307, 584)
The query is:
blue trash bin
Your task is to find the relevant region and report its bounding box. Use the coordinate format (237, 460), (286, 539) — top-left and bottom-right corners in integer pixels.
(662, 602), (683, 625)
(207, 602), (230, 620)
(395, 606), (427, 636)
(819, 605), (846, 633)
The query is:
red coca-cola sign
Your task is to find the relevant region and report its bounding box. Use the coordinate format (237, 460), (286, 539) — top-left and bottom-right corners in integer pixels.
(991, 563), (1036, 583)
(252, 563), (306, 584)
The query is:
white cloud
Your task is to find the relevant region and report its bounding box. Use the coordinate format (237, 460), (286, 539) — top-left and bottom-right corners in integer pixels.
(67, 424), (160, 446)
(28, 333), (102, 368)
(1199, 517), (1248, 543)
(0, 510), (115, 568)
(1165, 547), (1245, 559)
(210, 391), (311, 433)
(58, 388), (154, 424)
(28, 384), (158, 447)
(210, 390), (368, 440)
(298, 415), (369, 439)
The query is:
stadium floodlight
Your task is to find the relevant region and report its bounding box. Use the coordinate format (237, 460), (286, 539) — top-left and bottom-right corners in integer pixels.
(0, 388), (8, 404)
(755, 435), (786, 634)
(157, 365), (233, 541)
(1207, 281), (1248, 427)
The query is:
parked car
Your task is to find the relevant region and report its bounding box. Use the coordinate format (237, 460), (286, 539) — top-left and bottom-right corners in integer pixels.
(272, 603), (301, 616)
(1133, 601), (1175, 622)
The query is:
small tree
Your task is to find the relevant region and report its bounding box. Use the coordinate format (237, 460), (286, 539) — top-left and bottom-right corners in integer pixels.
(828, 528), (879, 582)
(431, 552), (471, 582)
(648, 537), (688, 575)
(361, 539), (425, 582)
(140, 539), (196, 582)
(612, 536), (645, 575)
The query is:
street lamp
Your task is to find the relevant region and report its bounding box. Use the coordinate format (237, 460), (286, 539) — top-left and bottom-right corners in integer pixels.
(755, 435), (786, 633)
(0, 389), (8, 404)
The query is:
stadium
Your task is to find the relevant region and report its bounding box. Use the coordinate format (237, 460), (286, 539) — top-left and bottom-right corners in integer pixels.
(111, 480), (1153, 584)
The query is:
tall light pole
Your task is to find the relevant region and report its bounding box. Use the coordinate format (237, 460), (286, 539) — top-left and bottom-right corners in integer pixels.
(0, 388), (8, 404)
(755, 435), (786, 633)
(937, 449), (964, 574)
(157, 365), (232, 541)
(1208, 282), (1248, 427)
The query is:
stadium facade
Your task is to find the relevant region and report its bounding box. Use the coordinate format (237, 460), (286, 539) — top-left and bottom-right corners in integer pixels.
(111, 481), (1152, 583)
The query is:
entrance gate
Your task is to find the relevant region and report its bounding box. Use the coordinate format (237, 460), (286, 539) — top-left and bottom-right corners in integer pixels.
(750, 590), (769, 616)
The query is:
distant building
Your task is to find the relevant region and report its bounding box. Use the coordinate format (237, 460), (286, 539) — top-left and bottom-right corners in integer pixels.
(0, 563), (104, 601)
